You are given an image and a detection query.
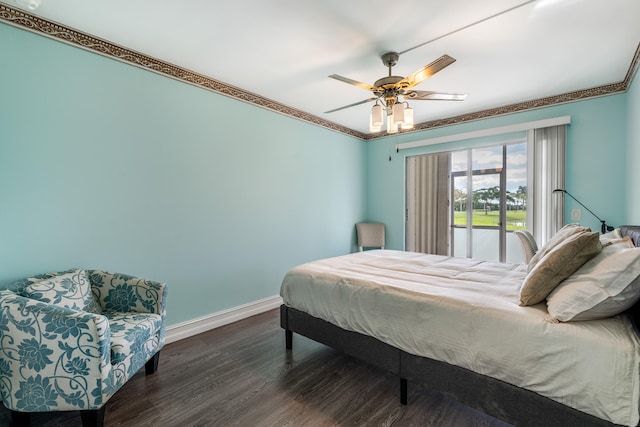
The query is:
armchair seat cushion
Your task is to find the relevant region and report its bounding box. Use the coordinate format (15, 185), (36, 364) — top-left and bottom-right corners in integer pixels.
(105, 312), (163, 378)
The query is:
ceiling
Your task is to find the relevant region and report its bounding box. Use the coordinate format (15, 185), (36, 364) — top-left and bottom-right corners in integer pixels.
(3, 0), (640, 138)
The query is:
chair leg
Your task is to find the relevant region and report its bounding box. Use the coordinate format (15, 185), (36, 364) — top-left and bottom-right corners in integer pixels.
(10, 410), (30, 427)
(80, 406), (106, 427)
(145, 351), (160, 375)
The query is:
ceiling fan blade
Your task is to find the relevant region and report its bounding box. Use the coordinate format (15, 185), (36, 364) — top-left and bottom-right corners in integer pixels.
(324, 97), (378, 113)
(329, 74), (378, 92)
(406, 90), (467, 101)
(397, 55), (457, 89)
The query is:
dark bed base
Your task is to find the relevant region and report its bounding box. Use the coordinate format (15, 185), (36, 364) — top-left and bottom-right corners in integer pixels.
(281, 305), (622, 427)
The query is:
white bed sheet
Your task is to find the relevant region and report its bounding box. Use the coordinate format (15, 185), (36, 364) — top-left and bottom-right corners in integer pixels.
(280, 250), (640, 426)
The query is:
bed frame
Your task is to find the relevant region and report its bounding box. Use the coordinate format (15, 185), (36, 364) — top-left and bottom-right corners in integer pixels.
(281, 226), (640, 427)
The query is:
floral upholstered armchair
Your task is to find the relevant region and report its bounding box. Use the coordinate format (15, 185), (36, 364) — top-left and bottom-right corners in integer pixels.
(0, 269), (168, 426)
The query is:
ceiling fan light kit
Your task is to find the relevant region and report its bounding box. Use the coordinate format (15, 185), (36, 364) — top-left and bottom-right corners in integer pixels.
(328, 51), (467, 134)
(369, 101), (414, 133)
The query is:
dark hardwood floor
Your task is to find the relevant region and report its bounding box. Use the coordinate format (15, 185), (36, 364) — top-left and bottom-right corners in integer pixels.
(0, 309), (511, 426)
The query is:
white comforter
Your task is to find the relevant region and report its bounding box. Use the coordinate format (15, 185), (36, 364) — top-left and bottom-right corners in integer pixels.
(280, 250), (640, 426)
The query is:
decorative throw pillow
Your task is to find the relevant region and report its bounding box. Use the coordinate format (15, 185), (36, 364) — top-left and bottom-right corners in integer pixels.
(600, 236), (635, 249)
(600, 228), (623, 244)
(519, 230), (602, 306)
(527, 224), (588, 273)
(547, 240), (640, 321)
(22, 269), (103, 314)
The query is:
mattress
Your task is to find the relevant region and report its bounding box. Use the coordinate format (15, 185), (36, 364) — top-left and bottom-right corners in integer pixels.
(280, 250), (640, 426)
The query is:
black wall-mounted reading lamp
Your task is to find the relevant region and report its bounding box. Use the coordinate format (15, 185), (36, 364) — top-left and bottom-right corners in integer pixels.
(553, 189), (614, 234)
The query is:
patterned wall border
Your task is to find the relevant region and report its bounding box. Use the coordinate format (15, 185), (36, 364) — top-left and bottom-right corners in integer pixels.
(1, 4), (638, 142)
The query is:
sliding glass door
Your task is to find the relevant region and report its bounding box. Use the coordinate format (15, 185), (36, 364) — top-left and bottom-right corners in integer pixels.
(405, 125), (567, 263)
(451, 142), (527, 262)
(406, 141), (527, 262)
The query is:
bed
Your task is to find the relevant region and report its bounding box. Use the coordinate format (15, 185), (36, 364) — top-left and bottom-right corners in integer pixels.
(280, 226), (640, 426)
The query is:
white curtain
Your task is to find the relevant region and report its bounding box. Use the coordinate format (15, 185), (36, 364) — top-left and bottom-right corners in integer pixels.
(527, 125), (566, 246)
(406, 153), (450, 254)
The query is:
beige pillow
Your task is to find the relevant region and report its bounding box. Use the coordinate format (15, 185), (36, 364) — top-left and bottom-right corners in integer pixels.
(520, 231), (602, 306)
(527, 224), (588, 273)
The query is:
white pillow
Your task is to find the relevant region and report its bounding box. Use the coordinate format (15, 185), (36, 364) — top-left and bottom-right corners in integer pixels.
(600, 228), (623, 244)
(600, 228), (622, 240)
(546, 240), (640, 321)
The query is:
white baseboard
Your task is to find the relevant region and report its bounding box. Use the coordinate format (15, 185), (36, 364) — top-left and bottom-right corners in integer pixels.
(165, 295), (283, 344)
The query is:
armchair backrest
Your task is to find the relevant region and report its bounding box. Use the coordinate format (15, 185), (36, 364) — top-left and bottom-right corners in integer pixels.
(514, 230), (538, 264)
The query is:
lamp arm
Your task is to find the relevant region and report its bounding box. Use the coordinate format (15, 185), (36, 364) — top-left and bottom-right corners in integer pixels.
(558, 190), (614, 233)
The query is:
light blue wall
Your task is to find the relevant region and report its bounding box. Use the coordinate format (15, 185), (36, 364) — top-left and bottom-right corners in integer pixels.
(0, 23), (367, 326)
(1, 20), (636, 328)
(366, 94), (629, 250)
(627, 72), (640, 222)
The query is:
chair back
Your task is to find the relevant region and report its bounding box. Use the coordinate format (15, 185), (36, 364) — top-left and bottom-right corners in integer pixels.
(514, 230), (538, 263)
(356, 222), (385, 251)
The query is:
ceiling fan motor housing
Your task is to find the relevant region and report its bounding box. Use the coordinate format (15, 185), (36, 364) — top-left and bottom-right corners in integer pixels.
(381, 52), (400, 68)
(377, 52), (410, 103)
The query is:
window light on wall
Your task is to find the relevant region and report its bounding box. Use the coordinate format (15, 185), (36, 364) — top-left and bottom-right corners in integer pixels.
(15, 0), (41, 11)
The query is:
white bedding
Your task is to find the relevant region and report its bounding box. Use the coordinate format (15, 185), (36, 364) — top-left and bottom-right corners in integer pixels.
(280, 250), (640, 426)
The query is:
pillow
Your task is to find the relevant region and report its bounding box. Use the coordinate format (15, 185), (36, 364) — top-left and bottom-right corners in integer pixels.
(519, 230), (602, 306)
(22, 269), (103, 314)
(547, 241), (640, 321)
(600, 228), (622, 244)
(601, 236), (635, 249)
(527, 224), (589, 273)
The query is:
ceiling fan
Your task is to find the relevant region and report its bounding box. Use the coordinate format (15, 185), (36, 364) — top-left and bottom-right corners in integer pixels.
(325, 52), (467, 133)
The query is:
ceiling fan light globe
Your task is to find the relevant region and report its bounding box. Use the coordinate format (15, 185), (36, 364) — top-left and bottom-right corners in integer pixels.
(387, 114), (398, 134)
(369, 123), (382, 133)
(371, 104), (384, 127)
(402, 107), (414, 129)
(392, 102), (405, 125)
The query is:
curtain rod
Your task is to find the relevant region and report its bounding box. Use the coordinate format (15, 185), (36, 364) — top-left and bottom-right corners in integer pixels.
(395, 116), (571, 152)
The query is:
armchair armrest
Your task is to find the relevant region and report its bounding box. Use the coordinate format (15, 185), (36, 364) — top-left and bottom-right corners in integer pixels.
(0, 291), (111, 411)
(86, 270), (167, 317)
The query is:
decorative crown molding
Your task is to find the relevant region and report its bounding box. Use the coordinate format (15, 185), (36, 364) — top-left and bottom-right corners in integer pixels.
(1, 4), (638, 142)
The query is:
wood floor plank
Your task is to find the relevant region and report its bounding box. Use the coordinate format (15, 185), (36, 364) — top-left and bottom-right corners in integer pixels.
(0, 309), (511, 426)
